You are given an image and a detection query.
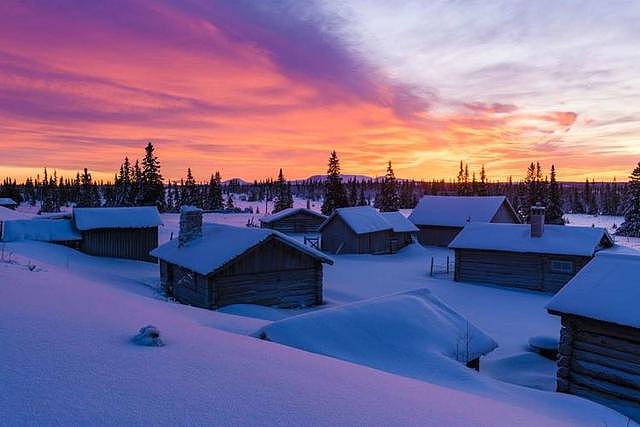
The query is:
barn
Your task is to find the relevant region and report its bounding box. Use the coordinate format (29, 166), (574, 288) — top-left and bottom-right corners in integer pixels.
(0, 197), (17, 210)
(73, 207), (162, 262)
(547, 252), (640, 421)
(319, 206), (416, 254)
(449, 218), (614, 292)
(260, 208), (327, 234)
(151, 207), (333, 309)
(408, 195), (520, 246)
(380, 211), (419, 249)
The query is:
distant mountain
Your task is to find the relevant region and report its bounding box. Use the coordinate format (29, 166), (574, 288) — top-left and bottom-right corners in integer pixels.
(299, 174), (374, 183)
(223, 178), (250, 185)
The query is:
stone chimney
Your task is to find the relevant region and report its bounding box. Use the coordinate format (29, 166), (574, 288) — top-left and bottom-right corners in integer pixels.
(530, 204), (546, 238)
(178, 206), (203, 247)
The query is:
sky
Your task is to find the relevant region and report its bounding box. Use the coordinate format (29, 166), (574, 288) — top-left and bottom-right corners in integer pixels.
(1, 0), (639, 182)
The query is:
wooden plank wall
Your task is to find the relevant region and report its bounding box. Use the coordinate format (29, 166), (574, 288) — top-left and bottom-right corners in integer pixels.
(454, 249), (589, 292)
(320, 216), (358, 253)
(80, 227), (158, 262)
(262, 212), (325, 234)
(417, 226), (461, 247)
(557, 315), (640, 421)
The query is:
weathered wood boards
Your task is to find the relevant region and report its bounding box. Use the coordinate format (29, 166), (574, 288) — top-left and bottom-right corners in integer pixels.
(556, 315), (640, 421)
(260, 209), (326, 234)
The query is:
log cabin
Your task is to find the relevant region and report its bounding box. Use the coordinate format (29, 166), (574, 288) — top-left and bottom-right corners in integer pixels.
(547, 252), (640, 421)
(319, 206), (416, 254)
(408, 195), (520, 246)
(449, 207), (614, 292)
(0, 197), (17, 210)
(73, 207), (162, 262)
(260, 208), (327, 234)
(151, 207), (333, 309)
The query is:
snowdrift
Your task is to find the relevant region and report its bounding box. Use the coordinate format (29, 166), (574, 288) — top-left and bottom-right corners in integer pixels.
(260, 288), (497, 367)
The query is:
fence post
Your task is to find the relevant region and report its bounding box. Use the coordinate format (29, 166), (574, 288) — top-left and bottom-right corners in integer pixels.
(430, 257), (434, 276)
(446, 256), (450, 274)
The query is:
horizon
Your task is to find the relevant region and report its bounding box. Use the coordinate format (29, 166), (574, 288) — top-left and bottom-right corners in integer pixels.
(1, 1), (640, 182)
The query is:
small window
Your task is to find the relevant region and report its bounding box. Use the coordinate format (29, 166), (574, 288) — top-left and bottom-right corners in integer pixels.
(551, 260), (573, 274)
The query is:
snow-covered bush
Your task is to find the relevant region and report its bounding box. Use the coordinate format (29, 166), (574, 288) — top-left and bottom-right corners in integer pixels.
(133, 325), (164, 347)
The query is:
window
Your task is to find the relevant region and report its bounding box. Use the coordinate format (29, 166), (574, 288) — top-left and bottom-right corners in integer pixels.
(551, 260), (573, 274)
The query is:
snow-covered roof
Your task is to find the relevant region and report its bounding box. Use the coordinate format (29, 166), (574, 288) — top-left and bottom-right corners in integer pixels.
(73, 207), (162, 231)
(449, 222), (613, 256)
(547, 252), (640, 328)
(1, 219), (81, 242)
(319, 206), (392, 234)
(260, 288), (497, 365)
(260, 208), (326, 224)
(151, 223), (333, 275)
(0, 206), (33, 221)
(408, 196), (518, 227)
(0, 197), (17, 206)
(380, 211), (419, 233)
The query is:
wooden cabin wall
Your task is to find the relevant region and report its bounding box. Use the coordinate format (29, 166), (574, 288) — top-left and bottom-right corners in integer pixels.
(417, 225), (461, 247)
(557, 314), (640, 421)
(262, 212), (325, 234)
(79, 227), (158, 262)
(454, 249), (590, 292)
(162, 261), (210, 308)
(320, 216), (359, 254)
(491, 202), (521, 223)
(212, 237), (323, 308)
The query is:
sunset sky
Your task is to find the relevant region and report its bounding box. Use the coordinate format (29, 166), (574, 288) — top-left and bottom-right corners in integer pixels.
(1, 0), (639, 182)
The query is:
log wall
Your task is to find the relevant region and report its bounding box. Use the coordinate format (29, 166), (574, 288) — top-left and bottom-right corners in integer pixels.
(80, 227), (158, 262)
(320, 215), (394, 254)
(556, 314), (640, 421)
(454, 249), (590, 292)
(261, 212), (325, 234)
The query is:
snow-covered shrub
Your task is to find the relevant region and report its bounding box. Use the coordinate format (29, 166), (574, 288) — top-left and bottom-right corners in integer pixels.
(133, 325), (164, 347)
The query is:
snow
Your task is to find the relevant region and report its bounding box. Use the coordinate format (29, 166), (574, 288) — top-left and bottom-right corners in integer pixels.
(73, 206), (162, 230)
(259, 207), (326, 224)
(409, 195), (515, 227)
(1, 253), (588, 427)
(0, 197), (18, 206)
(260, 288), (498, 365)
(546, 252), (640, 328)
(320, 206), (392, 234)
(151, 223), (332, 275)
(449, 222), (613, 256)
(0, 206), (33, 221)
(1, 200), (637, 426)
(1, 219), (82, 242)
(380, 211), (419, 232)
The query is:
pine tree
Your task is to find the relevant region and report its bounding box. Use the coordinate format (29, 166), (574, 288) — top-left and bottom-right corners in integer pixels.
(140, 142), (165, 211)
(377, 161), (400, 212)
(357, 187), (368, 206)
(226, 194), (235, 210)
(478, 165), (488, 196)
(76, 168), (100, 207)
(617, 162), (640, 237)
(181, 168), (198, 207)
(546, 165), (564, 224)
(205, 172), (223, 210)
(321, 151), (349, 215)
(456, 161), (465, 195)
(273, 169), (293, 213)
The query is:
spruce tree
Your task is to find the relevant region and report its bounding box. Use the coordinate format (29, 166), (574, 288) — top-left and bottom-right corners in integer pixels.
(321, 151), (349, 215)
(616, 162), (640, 237)
(273, 169), (293, 213)
(478, 165), (488, 196)
(377, 161), (400, 212)
(226, 194), (235, 210)
(140, 142), (165, 211)
(546, 164), (564, 224)
(76, 168), (100, 207)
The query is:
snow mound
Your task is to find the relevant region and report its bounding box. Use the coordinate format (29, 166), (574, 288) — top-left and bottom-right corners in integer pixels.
(1, 219), (81, 242)
(260, 288), (498, 367)
(0, 206), (32, 221)
(133, 325), (164, 347)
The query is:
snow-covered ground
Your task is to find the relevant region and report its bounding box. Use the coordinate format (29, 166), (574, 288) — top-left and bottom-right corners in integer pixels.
(1, 201), (638, 425)
(565, 213), (640, 250)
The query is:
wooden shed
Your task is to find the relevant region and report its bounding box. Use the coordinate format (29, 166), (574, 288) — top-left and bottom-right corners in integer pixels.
(260, 208), (327, 234)
(449, 222), (614, 293)
(547, 253), (640, 421)
(380, 211), (419, 250)
(151, 208), (333, 309)
(73, 207), (162, 262)
(319, 206), (397, 254)
(408, 196), (520, 246)
(0, 197), (17, 210)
